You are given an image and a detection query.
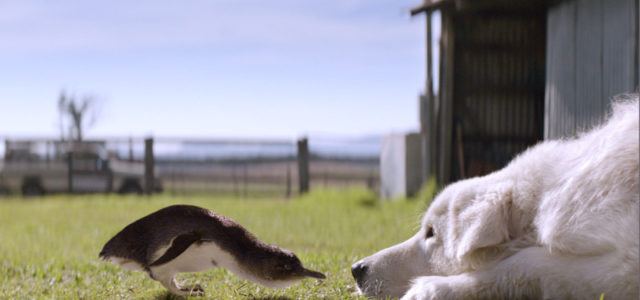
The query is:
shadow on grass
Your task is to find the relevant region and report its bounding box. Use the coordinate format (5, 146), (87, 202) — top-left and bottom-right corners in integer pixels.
(153, 291), (184, 300)
(152, 291), (203, 300)
(152, 291), (292, 300)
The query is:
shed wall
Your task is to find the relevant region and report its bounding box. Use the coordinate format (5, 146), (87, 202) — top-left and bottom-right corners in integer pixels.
(546, 0), (639, 139)
(452, 11), (546, 180)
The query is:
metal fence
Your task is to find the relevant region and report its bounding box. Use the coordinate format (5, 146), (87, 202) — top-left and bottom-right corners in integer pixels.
(0, 137), (380, 197)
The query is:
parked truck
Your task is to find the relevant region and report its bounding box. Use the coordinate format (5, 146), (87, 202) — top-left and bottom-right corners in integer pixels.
(0, 141), (161, 196)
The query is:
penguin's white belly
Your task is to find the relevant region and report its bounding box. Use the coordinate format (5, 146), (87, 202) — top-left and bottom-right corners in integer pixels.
(148, 242), (301, 288)
(108, 257), (145, 271)
(151, 242), (230, 274)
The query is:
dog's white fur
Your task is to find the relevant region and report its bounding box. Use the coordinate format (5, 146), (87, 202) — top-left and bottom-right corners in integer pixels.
(355, 96), (639, 299)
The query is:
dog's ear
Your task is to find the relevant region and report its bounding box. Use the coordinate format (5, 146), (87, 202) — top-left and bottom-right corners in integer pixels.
(452, 181), (513, 261)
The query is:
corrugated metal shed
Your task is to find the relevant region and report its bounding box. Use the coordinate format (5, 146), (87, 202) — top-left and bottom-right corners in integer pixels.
(414, 0), (639, 185)
(453, 12), (545, 178)
(417, 3), (547, 184)
(546, 0), (639, 138)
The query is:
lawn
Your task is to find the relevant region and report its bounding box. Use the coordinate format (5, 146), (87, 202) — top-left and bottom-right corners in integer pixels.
(0, 188), (431, 299)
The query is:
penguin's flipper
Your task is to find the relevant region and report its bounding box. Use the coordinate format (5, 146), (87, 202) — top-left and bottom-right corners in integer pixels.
(149, 231), (202, 267)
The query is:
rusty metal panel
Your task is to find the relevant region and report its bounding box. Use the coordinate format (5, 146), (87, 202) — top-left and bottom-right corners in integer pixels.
(452, 12), (546, 180)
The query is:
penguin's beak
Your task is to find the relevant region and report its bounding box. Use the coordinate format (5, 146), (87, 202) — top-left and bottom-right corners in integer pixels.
(301, 268), (326, 279)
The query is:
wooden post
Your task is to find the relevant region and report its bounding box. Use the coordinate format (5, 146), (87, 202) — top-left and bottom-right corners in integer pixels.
(297, 138), (310, 194)
(367, 172), (375, 191)
(285, 164), (291, 198)
(171, 166), (175, 196)
(438, 10), (455, 185)
(67, 152), (73, 193)
(232, 164), (238, 197)
(456, 123), (466, 179)
(45, 141), (50, 163)
(324, 170), (328, 188)
(243, 162), (248, 198)
(128, 137), (134, 162)
(144, 137), (154, 195)
(421, 6), (434, 184)
(4, 140), (9, 160)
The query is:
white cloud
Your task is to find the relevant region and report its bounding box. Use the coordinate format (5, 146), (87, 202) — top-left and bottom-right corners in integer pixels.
(0, 0), (425, 138)
(0, 0), (421, 53)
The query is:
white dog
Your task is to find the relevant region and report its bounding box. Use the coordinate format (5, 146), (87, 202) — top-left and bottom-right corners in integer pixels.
(353, 96), (639, 300)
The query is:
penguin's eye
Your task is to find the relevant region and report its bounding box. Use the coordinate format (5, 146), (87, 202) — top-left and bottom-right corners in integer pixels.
(275, 264), (291, 272)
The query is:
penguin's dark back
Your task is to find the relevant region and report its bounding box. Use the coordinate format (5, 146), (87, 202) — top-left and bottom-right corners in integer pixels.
(100, 205), (263, 266)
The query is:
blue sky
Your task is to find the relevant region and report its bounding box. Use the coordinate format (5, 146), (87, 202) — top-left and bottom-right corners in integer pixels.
(0, 0), (427, 139)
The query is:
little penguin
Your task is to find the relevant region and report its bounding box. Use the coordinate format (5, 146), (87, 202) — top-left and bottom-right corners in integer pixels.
(99, 204), (326, 296)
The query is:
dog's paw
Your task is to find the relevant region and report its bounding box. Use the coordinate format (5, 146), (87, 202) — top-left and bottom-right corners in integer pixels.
(400, 276), (455, 300)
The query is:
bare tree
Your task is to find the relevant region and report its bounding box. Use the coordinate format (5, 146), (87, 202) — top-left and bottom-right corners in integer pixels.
(58, 90), (100, 142)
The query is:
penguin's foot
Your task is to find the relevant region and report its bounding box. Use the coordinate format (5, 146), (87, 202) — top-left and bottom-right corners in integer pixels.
(180, 284), (204, 297)
(156, 275), (204, 297)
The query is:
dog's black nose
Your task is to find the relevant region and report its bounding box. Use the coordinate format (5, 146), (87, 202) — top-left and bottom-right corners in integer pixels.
(351, 262), (368, 280)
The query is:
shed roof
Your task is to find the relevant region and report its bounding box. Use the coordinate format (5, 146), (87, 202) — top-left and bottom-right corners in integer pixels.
(411, 0), (549, 15)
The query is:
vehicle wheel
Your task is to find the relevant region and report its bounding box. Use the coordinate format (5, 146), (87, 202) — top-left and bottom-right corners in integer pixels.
(22, 182), (44, 197)
(0, 186), (11, 196)
(119, 182), (142, 194)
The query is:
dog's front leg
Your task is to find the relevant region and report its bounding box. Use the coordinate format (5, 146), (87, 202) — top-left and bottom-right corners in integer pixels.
(400, 247), (544, 300)
(401, 274), (478, 300)
(401, 246), (620, 300)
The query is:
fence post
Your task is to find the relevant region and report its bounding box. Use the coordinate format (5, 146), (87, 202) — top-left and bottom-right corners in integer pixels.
(4, 140), (9, 160)
(324, 170), (328, 188)
(367, 172), (375, 191)
(144, 137), (154, 195)
(297, 138), (310, 194)
(170, 166), (175, 196)
(67, 152), (73, 193)
(285, 164), (291, 198)
(129, 137), (134, 162)
(232, 164), (238, 197)
(243, 162), (248, 198)
(45, 141), (50, 163)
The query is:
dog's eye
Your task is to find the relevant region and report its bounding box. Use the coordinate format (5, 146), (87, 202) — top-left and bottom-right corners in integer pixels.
(426, 226), (434, 239)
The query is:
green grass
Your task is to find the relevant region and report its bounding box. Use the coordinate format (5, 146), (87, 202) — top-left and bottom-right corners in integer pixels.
(0, 188), (431, 299)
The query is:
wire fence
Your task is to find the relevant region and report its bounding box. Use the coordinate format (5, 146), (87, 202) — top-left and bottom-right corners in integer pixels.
(0, 137), (380, 197)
